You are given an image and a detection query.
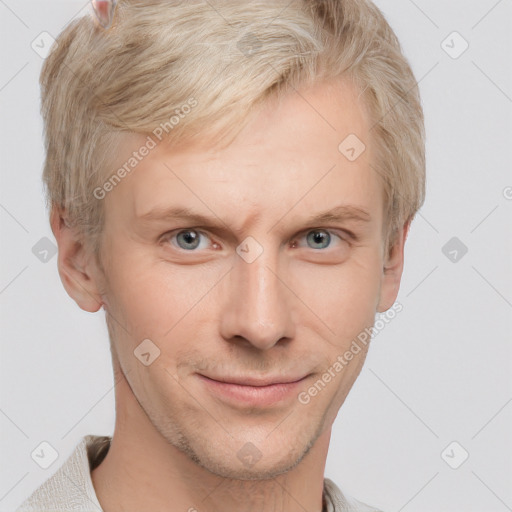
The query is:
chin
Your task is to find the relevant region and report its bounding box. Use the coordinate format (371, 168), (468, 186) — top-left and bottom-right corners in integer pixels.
(169, 422), (320, 481)
(197, 446), (309, 481)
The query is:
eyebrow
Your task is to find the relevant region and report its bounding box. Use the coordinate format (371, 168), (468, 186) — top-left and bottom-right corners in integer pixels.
(137, 204), (372, 231)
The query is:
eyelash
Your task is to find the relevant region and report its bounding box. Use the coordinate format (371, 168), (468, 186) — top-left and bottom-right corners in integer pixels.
(160, 228), (352, 252)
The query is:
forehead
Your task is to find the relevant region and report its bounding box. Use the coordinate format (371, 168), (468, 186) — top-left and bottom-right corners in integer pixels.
(104, 77), (382, 230)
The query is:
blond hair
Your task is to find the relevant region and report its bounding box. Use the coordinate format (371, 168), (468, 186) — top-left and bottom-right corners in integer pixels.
(40, 0), (425, 261)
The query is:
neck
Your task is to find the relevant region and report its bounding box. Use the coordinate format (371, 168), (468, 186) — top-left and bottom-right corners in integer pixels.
(91, 370), (331, 512)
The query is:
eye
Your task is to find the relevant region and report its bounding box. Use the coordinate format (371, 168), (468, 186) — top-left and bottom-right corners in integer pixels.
(292, 229), (347, 250)
(166, 229), (213, 251)
(160, 227), (349, 254)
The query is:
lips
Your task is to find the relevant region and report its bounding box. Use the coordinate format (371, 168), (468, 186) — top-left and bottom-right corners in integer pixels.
(198, 374), (309, 387)
(196, 373), (311, 407)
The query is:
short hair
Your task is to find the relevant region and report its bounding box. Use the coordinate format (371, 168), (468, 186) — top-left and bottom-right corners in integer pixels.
(40, 0), (425, 264)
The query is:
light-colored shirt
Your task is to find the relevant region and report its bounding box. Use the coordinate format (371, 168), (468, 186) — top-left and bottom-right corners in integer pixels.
(16, 435), (383, 512)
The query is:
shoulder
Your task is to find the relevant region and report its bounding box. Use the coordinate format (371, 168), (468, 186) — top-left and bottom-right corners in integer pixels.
(15, 435), (108, 512)
(324, 477), (385, 512)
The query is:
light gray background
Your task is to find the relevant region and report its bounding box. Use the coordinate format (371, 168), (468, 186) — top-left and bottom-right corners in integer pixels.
(1, 1), (511, 511)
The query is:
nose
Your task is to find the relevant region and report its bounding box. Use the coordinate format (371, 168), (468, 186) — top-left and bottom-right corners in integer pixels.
(219, 246), (295, 351)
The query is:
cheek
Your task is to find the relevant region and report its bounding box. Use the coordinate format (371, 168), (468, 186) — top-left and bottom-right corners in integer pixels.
(104, 244), (221, 341)
(104, 235), (383, 353)
(291, 247), (382, 343)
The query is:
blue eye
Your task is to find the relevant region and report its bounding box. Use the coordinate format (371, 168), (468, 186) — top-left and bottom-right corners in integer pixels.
(305, 230), (332, 249)
(173, 229), (208, 251)
(163, 228), (347, 253)
(290, 229), (346, 250)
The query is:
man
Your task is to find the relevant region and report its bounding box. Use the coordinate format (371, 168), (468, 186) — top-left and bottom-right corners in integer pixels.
(17, 0), (425, 510)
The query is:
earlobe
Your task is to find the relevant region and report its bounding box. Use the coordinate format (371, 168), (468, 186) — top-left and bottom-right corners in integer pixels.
(376, 220), (411, 313)
(50, 207), (104, 313)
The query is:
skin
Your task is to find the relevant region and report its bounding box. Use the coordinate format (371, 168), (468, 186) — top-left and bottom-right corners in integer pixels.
(51, 77), (410, 512)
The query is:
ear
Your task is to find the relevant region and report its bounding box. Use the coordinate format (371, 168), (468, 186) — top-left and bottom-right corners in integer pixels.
(50, 206), (105, 313)
(376, 219), (411, 313)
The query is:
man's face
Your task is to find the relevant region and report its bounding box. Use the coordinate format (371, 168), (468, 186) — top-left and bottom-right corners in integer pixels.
(93, 78), (398, 479)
